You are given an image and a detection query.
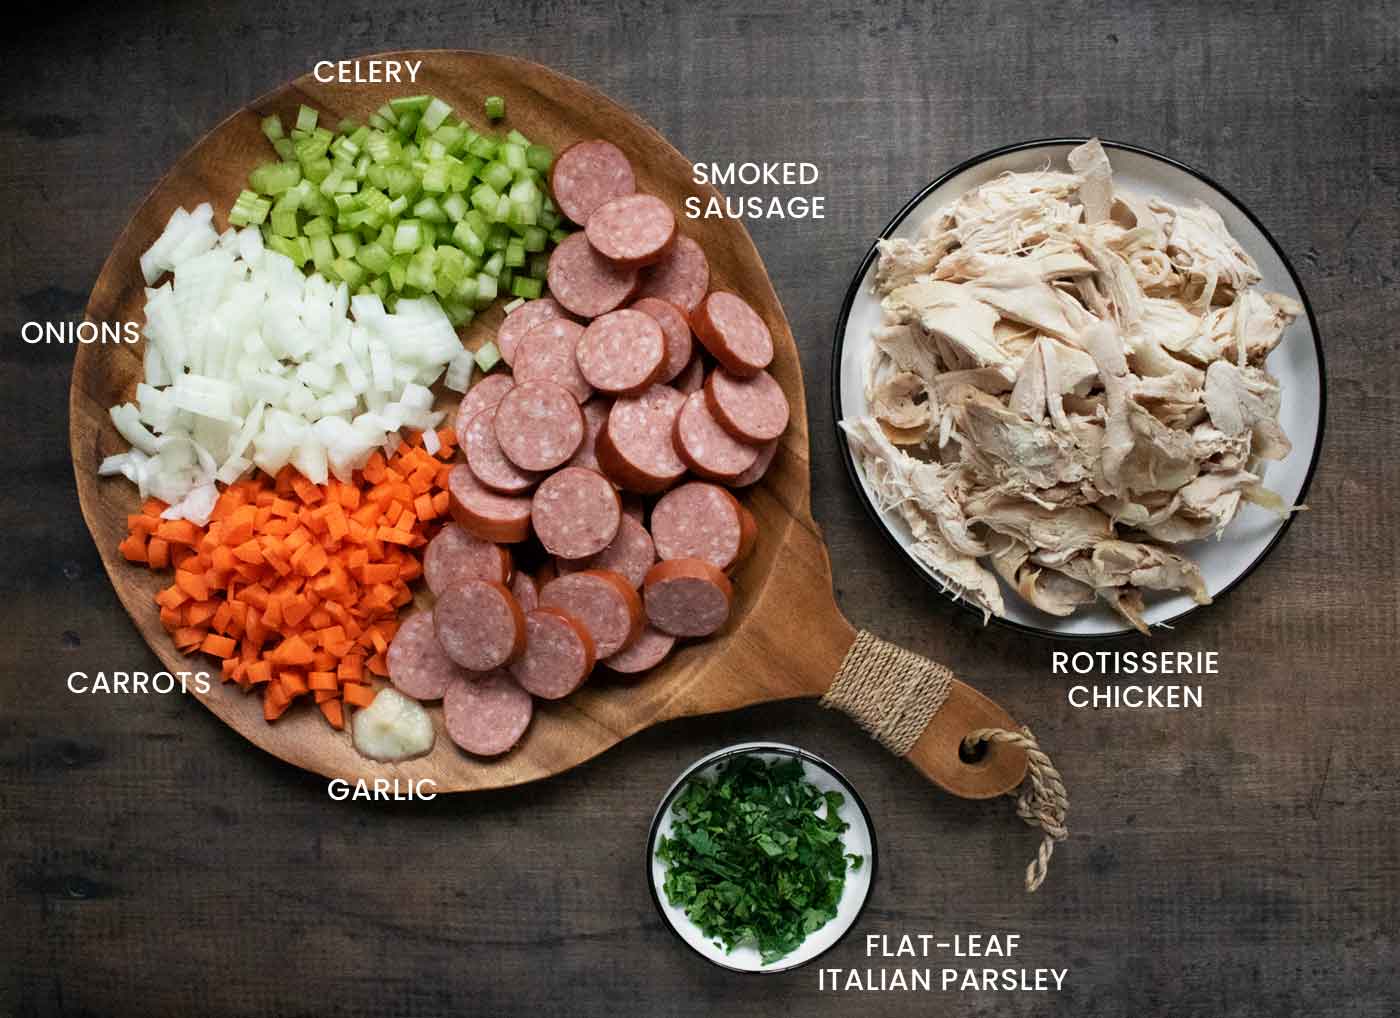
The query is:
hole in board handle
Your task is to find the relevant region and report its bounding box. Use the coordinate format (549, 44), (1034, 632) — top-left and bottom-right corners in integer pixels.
(957, 737), (989, 767)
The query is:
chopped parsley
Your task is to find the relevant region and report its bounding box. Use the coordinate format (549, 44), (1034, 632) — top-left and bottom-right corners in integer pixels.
(656, 754), (862, 965)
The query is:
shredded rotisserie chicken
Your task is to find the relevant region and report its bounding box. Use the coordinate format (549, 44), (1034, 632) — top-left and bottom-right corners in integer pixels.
(843, 140), (1301, 632)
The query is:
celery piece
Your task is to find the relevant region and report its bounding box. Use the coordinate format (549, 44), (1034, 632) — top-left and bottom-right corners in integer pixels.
(484, 96), (506, 120)
(452, 220), (486, 257)
(385, 164), (418, 198)
(273, 137), (297, 162)
(388, 255), (410, 292)
(390, 95), (430, 115)
(265, 233), (307, 266)
(442, 193), (468, 223)
(366, 131), (396, 164)
(302, 215), (333, 237)
(406, 248), (437, 291)
(319, 168), (345, 198)
(521, 225), (548, 253)
(482, 160), (513, 194)
(331, 232), (359, 258)
(249, 160), (302, 195)
(511, 275), (543, 300)
(525, 144), (554, 173)
(475, 340), (502, 372)
(422, 97), (453, 132)
(333, 257), (366, 289)
(310, 234), (336, 275)
(510, 200), (539, 227)
(463, 209), (490, 240)
(296, 104), (319, 132)
(434, 124), (466, 154)
(487, 223), (512, 252)
(229, 190), (272, 226)
(505, 237), (526, 268)
(453, 274), (479, 305)
(301, 155), (333, 184)
(369, 274), (390, 299)
(271, 196), (300, 239)
(330, 135), (360, 162)
(261, 114), (285, 142)
(528, 253), (550, 279)
(413, 196), (448, 223)
(468, 135), (498, 160)
(355, 241), (393, 275)
(376, 103), (400, 125)
(502, 143), (527, 173)
(387, 195), (409, 218)
(483, 251), (506, 277)
(475, 272), (499, 305)
(421, 162), (451, 194)
(539, 208), (561, 231)
(393, 220), (424, 253)
(470, 182), (500, 214)
(443, 300), (474, 327)
(499, 267), (515, 291)
(492, 193), (513, 224)
(447, 162), (475, 192)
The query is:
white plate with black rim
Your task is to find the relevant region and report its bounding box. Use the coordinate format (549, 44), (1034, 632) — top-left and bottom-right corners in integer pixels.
(646, 742), (877, 974)
(832, 138), (1326, 640)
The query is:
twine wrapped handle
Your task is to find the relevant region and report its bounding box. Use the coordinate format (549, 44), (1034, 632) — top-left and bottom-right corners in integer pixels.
(962, 727), (1069, 893)
(822, 630), (1069, 892)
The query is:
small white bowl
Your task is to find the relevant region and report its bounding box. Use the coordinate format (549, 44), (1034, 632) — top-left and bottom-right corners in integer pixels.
(647, 742), (877, 973)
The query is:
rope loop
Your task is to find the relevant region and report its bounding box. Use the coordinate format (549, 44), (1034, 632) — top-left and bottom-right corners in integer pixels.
(963, 726), (1069, 893)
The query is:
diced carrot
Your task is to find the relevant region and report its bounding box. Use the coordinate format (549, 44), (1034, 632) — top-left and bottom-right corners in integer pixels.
(200, 633), (237, 657)
(155, 519), (202, 547)
(146, 537), (170, 569)
(318, 698), (345, 729)
(119, 532), (148, 563)
(175, 570), (209, 602)
(342, 683), (377, 708)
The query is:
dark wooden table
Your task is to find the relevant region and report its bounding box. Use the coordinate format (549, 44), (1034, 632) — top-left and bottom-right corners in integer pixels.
(4, 2), (1397, 1015)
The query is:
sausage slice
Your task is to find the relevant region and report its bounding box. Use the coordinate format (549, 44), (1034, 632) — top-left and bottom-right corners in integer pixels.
(643, 558), (734, 638)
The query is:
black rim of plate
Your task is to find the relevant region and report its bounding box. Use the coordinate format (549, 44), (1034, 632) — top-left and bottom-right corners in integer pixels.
(645, 742), (879, 975)
(829, 137), (1328, 641)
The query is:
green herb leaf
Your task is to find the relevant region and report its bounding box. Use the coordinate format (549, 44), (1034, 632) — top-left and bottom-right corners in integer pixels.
(655, 755), (862, 965)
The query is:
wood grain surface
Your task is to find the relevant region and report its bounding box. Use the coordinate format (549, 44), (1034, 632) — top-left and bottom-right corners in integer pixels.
(3, 2), (1398, 1016)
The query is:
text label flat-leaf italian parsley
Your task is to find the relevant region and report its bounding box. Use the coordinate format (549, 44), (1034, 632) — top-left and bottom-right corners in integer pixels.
(656, 755), (862, 965)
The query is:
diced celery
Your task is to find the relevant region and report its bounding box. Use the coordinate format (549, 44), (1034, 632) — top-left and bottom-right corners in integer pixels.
(453, 275), (479, 304)
(229, 190), (272, 226)
(521, 225), (548, 253)
(550, 227), (571, 245)
(413, 196), (448, 223)
(310, 234), (336, 274)
(271, 196), (300, 238)
(355, 242), (393, 274)
(261, 115), (284, 142)
(511, 275), (543, 300)
(296, 105), (319, 132)
(505, 237), (526, 268)
(442, 193), (468, 222)
(333, 257), (366, 288)
(475, 340), (502, 371)
(422, 97), (453, 131)
(487, 223), (512, 252)
(273, 137), (297, 162)
(475, 272), (498, 305)
(388, 255), (410, 292)
(525, 144), (553, 173)
(484, 96), (506, 120)
(406, 248), (437, 291)
(421, 161), (451, 193)
(249, 161), (302, 195)
(483, 251), (505, 277)
(527, 253), (550, 279)
(393, 220), (424, 253)
(502, 143), (526, 173)
(452, 220), (486, 256)
(389, 95), (430, 114)
(331, 232), (359, 258)
(482, 161), (513, 193)
(302, 215), (333, 237)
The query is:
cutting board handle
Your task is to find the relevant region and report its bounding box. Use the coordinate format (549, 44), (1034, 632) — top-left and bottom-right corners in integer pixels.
(820, 629), (1029, 799)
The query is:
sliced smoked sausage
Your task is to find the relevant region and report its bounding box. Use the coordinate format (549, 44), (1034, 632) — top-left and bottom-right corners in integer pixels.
(387, 611), (469, 701)
(448, 464), (533, 543)
(731, 438), (778, 487)
(690, 291), (773, 377)
(704, 368), (789, 444)
(549, 140), (636, 226)
(567, 399), (611, 473)
(444, 671), (533, 756)
(631, 297), (694, 384)
(531, 467), (622, 560)
(636, 235), (710, 313)
(547, 232), (638, 318)
(494, 380), (585, 471)
(651, 482), (746, 570)
(574, 309), (665, 396)
(585, 193), (676, 268)
(512, 318), (593, 403)
(596, 384), (688, 494)
(673, 389), (759, 482)
(454, 373), (515, 448)
(643, 558), (733, 638)
(423, 523), (512, 594)
(509, 607), (596, 700)
(558, 513), (655, 588)
(434, 579), (527, 672)
(602, 625), (676, 674)
(540, 569), (643, 658)
(496, 297), (569, 367)
(464, 406), (543, 494)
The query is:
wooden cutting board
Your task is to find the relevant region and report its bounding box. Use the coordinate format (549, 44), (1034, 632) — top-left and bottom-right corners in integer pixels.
(71, 50), (1028, 800)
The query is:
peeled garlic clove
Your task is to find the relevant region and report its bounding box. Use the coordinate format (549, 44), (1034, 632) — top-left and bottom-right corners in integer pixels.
(351, 688), (434, 762)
